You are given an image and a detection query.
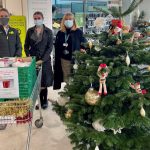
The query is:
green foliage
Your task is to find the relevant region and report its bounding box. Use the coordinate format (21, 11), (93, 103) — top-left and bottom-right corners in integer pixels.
(52, 13), (150, 150)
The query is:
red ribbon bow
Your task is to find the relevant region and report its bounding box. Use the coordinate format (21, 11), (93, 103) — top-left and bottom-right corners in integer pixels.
(142, 89), (148, 95)
(111, 19), (123, 28)
(99, 64), (107, 68)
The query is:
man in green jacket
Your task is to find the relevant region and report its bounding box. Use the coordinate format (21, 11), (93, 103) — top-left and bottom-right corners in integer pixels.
(0, 8), (22, 57)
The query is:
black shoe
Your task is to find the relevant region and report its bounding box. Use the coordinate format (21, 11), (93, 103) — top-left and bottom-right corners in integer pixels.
(42, 104), (48, 110)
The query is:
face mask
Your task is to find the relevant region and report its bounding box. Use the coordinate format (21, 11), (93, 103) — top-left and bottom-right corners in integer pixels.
(64, 20), (73, 28)
(0, 17), (9, 26)
(34, 19), (43, 27)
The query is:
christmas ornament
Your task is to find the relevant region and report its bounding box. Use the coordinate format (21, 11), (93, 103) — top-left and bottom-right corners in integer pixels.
(126, 52), (130, 66)
(116, 39), (122, 45)
(95, 146), (99, 150)
(95, 46), (101, 51)
(129, 82), (148, 95)
(140, 106), (146, 117)
(57, 96), (70, 106)
(88, 40), (93, 49)
(92, 119), (106, 132)
(134, 32), (141, 41)
(65, 109), (73, 119)
(16, 112), (32, 124)
(111, 128), (123, 134)
(122, 25), (130, 34)
(94, 17), (106, 28)
(68, 77), (74, 85)
(97, 64), (109, 95)
(0, 99), (31, 117)
(86, 63), (90, 69)
(114, 27), (122, 34)
(110, 19), (123, 35)
(73, 63), (78, 70)
(111, 19), (123, 28)
(85, 88), (100, 105)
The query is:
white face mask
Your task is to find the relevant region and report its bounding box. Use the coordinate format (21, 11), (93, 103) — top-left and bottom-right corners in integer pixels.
(64, 20), (73, 28)
(34, 19), (43, 27)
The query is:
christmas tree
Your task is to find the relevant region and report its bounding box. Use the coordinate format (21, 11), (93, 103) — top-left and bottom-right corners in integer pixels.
(53, 1), (150, 150)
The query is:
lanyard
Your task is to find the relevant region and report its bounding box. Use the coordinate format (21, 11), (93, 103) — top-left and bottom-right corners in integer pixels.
(65, 33), (70, 43)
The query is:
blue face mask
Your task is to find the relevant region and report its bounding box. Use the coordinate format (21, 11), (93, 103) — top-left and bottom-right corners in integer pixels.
(34, 19), (43, 27)
(64, 20), (73, 28)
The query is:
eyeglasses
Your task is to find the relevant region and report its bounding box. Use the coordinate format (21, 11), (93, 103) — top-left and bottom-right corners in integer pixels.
(34, 17), (42, 20)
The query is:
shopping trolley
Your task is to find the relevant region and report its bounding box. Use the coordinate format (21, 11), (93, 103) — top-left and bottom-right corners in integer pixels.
(0, 65), (43, 150)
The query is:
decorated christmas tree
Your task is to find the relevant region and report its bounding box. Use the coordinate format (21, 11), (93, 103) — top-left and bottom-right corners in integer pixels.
(53, 0), (150, 150)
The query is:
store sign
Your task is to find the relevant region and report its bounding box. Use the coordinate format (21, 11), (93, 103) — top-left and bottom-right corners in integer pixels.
(0, 68), (19, 99)
(9, 16), (26, 57)
(28, 0), (52, 29)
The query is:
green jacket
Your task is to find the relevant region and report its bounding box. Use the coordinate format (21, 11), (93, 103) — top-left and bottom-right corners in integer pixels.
(0, 25), (22, 57)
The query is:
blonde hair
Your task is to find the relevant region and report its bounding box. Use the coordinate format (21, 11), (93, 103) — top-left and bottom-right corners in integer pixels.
(60, 12), (78, 32)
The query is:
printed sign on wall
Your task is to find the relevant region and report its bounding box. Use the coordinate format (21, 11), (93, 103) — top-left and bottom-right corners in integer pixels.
(9, 16), (26, 57)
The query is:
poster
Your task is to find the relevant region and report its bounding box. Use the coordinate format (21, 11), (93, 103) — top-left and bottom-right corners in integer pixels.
(75, 13), (84, 27)
(0, 68), (19, 99)
(28, 0), (52, 29)
(9, 16), (26, 57)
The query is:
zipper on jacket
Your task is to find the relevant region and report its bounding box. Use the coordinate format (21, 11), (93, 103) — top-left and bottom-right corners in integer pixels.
(6, 34), (11, 56)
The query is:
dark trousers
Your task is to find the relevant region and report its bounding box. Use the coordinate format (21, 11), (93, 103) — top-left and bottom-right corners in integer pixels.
(40, 88), (48, 106)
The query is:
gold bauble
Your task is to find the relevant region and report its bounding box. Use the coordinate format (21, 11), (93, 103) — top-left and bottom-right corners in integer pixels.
(65, 109), (73, 119)
(85, 88), (100, 105)
(88, 41), (93, 49)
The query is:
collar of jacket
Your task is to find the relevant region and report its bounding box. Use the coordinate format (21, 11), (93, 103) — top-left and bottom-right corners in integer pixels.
(0, 24), (11, 34)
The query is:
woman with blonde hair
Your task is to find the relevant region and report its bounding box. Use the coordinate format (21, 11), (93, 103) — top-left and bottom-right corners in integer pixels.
(53, 12), (86, 89)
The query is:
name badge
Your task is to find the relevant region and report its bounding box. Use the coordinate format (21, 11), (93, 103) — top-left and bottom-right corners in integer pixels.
(63, 43), (68, 47)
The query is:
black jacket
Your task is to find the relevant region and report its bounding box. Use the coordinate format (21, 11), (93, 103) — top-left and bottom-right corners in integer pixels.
(53, 28), (87, 89)
(0, 25), (22, 57)
(24, 25), (53, 87)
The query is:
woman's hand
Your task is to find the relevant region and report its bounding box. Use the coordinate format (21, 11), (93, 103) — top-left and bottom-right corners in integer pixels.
(36, 60), (43, 65)
(80, 49), (86, 53)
